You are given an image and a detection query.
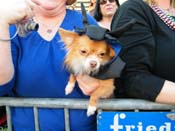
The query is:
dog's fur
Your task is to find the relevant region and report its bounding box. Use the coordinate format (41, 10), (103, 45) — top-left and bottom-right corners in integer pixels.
(58, 28), (115, 116)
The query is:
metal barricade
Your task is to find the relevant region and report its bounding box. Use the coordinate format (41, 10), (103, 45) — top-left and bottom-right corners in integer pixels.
(0, 97), (174, 131)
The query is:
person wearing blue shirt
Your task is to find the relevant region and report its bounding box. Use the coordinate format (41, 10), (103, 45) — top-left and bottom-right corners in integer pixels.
(0, 0), (98, 130)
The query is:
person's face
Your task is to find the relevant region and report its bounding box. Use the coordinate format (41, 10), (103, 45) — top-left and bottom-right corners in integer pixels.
(99, 0), (118, 17)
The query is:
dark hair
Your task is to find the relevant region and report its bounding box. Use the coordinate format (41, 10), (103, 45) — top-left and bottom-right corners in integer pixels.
(93, 0), (120, 21)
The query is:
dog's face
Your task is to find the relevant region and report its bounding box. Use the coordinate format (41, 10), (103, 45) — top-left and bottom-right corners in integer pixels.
(59, 28), (115, 75)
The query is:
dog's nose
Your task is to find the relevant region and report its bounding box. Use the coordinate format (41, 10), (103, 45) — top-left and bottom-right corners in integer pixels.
(90, 61), (97, 68)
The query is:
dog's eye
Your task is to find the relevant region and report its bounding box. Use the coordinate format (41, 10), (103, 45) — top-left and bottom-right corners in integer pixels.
(80, 50), (87, 55)
(99, 53), (105, 57)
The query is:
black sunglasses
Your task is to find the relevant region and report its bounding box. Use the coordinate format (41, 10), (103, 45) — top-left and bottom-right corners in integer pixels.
(100, 0), (115, 5)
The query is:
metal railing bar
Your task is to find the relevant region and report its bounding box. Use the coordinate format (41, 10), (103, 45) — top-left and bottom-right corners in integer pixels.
(33, 107), (40, 131)
(6, 106), (12, 131)
(97, 109), (102, 114)
(171, 109), (175, 112)
(64, 108), (70, 131)
(134, 109), (139, 112)
(0, 97), (174, 110)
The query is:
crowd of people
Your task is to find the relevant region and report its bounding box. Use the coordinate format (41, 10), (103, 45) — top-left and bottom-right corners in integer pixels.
(0, 0), (175, 130)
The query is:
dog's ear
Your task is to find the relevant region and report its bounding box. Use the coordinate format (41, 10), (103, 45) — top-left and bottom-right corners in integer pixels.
(109, 46), (116, 58)
(58, 28), (78, 45)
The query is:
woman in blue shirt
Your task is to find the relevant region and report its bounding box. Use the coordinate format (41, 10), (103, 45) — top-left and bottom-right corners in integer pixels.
(0, 0), (97, 130)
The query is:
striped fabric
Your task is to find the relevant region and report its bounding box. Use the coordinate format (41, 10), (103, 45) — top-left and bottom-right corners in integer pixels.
(151, 3), (175, 31)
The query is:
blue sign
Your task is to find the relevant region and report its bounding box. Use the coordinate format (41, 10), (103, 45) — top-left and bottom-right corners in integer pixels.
(97, 112), (175, 131)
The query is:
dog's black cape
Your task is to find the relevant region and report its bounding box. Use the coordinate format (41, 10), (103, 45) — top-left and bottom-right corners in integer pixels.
(74, 3), (136, 79)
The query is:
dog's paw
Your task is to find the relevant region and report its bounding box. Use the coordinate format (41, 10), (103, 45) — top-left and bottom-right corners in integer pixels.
(65, 83), (75, 95)
(87, 106), (97, 117)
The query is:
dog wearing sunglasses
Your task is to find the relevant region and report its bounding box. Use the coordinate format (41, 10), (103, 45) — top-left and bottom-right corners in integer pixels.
(58, 28), (115, 116)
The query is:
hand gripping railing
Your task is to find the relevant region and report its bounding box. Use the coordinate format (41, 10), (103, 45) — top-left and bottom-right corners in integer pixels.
(0, 97), (174, 131)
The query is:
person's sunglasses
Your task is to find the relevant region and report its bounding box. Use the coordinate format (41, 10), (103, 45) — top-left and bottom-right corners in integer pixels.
(100, 0), (115, 5)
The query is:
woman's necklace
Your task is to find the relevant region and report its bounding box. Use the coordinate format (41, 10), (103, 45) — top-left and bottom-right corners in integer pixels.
(39, 21), (60, 34)
(151, 3), (175, 31)
(34, 17), (62, 35)
(46, 28), (54, 34)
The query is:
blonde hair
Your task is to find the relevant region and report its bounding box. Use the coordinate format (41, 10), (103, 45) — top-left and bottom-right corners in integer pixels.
(145, 0), (175, 8)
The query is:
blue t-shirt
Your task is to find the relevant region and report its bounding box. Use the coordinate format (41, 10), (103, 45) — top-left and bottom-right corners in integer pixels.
(0, 9), (98, 131)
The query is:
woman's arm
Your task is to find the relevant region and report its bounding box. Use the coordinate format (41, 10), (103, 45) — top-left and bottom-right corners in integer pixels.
(111, 0), (172, 102)
(0, 23), (14, 85)
(156, 80), (175, 104)
(0, 0), (35, 85)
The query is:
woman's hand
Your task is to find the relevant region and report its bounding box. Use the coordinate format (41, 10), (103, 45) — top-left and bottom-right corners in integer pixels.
(76, 74), (100, 95)
(0, 0), (36, 26)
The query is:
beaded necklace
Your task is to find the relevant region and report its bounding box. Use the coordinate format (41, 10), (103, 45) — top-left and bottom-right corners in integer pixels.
(151, 3), (175, 31)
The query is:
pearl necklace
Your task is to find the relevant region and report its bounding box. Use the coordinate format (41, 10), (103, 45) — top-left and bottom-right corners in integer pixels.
(151, 3), (175, 31)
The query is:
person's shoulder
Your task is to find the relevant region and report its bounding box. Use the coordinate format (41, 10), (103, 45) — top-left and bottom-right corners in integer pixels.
(86, 13), (98, 25)
(118, 0), (152, 17)
(67, 9), (97, 25)
(121, 0), (150, 10)
(111, 0), (153, 32)
(123, 0), (146, 6)
(66, 9), (80, 16)
(65, 9), (83, 23)
(65, 9), (97, 28)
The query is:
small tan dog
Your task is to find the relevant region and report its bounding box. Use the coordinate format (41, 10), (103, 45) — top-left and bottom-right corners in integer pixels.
(59, 28), (115, 116)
